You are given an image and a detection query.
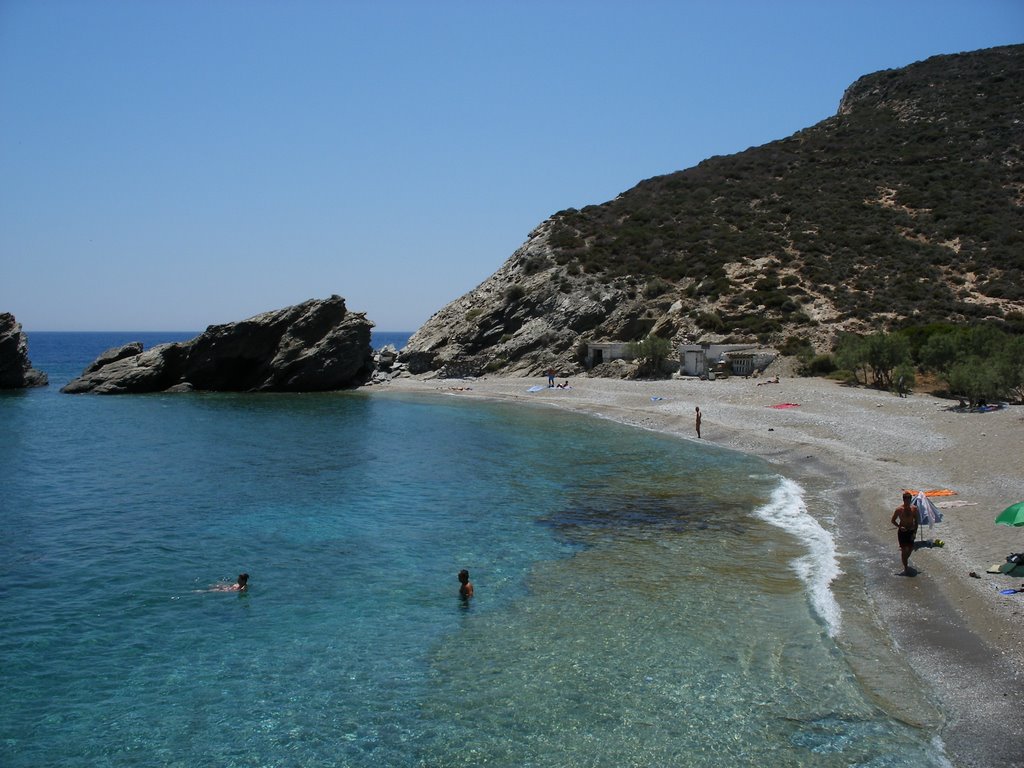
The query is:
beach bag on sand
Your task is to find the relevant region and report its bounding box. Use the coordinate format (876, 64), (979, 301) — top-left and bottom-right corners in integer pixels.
(1007, 553), (1024, 565)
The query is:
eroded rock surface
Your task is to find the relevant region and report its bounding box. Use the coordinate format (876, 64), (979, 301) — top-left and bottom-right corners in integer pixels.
(0, 313), (48, 389)
(62, 296), (374, 394)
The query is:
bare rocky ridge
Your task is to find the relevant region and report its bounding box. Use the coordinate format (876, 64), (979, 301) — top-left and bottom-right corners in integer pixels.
(0, 312), (48, 388)
(62, 296), (374, 394)
(400, 223), (633, 377)
(401, 45), (1024, 378)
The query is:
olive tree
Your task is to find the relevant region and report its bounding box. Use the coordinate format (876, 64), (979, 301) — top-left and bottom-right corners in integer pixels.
(628, 335), (674, 378)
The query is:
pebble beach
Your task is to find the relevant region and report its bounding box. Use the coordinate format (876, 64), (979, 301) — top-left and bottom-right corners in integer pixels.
(375, 373), (1024, 768)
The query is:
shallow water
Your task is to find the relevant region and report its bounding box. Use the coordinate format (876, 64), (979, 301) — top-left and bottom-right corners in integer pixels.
(0, 333), (948, 766)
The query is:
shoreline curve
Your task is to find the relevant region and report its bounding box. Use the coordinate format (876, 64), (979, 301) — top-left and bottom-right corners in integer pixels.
(367, 373), (1024, 768)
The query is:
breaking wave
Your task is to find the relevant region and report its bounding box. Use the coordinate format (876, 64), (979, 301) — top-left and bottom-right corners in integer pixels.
(753, 476), (842, 636)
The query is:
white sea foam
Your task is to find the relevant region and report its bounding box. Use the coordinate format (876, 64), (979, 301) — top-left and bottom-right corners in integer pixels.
(752, 476), (843, 636)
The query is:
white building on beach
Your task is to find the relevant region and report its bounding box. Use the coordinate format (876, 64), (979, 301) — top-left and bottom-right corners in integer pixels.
(678, 344), (775, 378)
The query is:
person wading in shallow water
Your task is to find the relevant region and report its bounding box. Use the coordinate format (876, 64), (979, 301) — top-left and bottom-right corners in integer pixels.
(891, 493), (919, 575)
(458, 569), (474, 600)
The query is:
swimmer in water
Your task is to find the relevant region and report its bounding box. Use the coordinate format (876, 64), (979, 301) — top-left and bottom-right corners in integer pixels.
(205, 573), (249, 592)
(458, 569), (473, 599)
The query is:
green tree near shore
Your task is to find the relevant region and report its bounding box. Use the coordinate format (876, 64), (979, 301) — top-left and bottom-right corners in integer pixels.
(920, 325), (1024, 404)
(628, 334), (673, 377)
(834, 332), (910, 390)
(831, 325), (1023, 404)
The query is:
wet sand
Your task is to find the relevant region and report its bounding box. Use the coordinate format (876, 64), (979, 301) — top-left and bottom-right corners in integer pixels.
(370, 373), (1024, 768)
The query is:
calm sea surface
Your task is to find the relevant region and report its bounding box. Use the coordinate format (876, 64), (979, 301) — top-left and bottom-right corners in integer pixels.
(0, 333), (947, 766)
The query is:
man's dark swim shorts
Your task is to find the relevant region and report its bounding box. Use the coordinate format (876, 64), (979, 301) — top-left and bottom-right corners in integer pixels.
(897, 528), (917, 547)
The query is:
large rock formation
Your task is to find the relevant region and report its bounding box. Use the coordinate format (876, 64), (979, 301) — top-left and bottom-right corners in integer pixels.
(0, 313), (48, 388)
(62, 296), (374, 394)
(400, 44), (1024, 378)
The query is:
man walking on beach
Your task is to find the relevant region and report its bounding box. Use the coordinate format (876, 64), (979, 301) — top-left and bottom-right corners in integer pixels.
(695, 406), (702, 439)
(891, 492), (918, 575)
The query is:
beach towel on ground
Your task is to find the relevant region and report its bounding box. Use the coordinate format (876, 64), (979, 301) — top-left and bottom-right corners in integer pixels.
(527, 385), (545, 392)
(768, 403), (800, 409)
(986, 562), (1024, 577)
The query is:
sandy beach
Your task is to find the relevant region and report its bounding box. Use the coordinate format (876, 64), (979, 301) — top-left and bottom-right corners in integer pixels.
(371, 373), (1024, 768)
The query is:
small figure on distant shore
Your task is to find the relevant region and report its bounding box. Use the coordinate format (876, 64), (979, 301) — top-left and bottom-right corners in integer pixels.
(891, 493), (918, 575)
(458, 569), (474, 600)
(695, 406), (702, 439)
(557, 380), (570, 389)
(546, 368), (557, 387)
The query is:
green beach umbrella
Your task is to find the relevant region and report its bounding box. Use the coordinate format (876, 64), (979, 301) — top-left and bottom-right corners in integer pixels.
(995, 502), (1024, 527)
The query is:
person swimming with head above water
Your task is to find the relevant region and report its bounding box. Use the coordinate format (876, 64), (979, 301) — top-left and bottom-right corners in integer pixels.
(205, 573), (249, 592)
(458, 569), (473, 599)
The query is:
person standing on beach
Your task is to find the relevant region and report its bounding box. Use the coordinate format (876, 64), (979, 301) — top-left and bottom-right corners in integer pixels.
(546, 368), (556, 387)
(891, 493), (918, 575)
(695, 406), (702, 439)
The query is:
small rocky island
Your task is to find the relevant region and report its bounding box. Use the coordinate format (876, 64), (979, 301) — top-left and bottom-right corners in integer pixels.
(0, 313), (48, 389)
(62, 296), (374, 394)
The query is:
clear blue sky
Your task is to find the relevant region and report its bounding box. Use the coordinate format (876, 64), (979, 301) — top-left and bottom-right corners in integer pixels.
(2, 1), (1021, 331)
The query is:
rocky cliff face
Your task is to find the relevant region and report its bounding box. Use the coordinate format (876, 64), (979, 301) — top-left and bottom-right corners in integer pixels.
(400, 45), (1024, 378)
(0, 313), (48, 388)
(400, 221), (638, 377)
(62, 296), (374, 394)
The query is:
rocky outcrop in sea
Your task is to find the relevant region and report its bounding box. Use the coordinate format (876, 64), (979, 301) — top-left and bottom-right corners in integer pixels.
(0, 313), (48, 389)
(62, 296), (374, 394)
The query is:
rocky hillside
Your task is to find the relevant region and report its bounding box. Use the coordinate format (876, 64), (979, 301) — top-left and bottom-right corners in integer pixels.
(401, 44), (1024, 378)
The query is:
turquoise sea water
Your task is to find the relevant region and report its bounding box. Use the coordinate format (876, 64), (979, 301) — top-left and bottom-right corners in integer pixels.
(1, 333), (948, 767)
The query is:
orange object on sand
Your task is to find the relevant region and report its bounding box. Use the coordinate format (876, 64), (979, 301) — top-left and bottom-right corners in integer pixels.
(904, 489), (958, 497)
